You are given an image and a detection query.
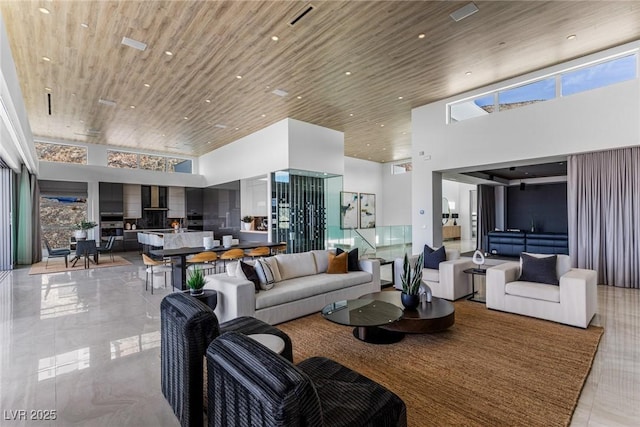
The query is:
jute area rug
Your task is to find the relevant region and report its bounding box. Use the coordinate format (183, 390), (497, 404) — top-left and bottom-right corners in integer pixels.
(29, 255), (132, 275)
(278, 300), (603, 427)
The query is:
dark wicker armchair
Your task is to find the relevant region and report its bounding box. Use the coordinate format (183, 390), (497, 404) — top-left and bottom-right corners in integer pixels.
(207, 331), (407, 427)
(160, 292), (293, 427)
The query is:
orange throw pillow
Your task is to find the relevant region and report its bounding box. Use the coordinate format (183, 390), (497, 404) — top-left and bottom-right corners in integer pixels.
(327, 251), (348, 274)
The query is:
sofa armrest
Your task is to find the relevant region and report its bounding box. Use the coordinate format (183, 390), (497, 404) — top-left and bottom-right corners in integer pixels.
(438, 258), (474, 300)
(486, 262), (520, 310)
(358, 258), (381, 290)
(559, 268), (598, 328)
(204, 274), (255, 323)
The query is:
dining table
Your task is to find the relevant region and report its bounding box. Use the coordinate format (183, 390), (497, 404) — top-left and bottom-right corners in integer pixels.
(150, 241), (283, 290)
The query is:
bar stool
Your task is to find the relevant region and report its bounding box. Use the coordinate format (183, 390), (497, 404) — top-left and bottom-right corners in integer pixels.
(219, 248), (245, 272)
(186, 251), (218, 275)
(142, 254), (172, 294)
(245, 246), (270, 259)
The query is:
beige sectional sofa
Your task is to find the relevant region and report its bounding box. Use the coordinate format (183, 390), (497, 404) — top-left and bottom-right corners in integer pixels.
(204, 250), (380, 325)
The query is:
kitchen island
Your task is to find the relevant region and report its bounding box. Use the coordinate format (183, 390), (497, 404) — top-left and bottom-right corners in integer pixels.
(137, 229), (215, 250)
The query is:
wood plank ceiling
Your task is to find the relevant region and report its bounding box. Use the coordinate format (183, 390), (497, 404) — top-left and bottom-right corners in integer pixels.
(1, 1), (640, 163)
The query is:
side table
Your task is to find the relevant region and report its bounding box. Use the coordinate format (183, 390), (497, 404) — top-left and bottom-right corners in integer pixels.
(463, 268), (487, 303)
(183, 289), (218, 311)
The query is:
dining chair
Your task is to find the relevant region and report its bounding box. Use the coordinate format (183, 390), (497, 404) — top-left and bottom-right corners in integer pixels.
(220, 248), (245, 272)
(186, 251), (218, 275)
(245, 246), (270, 259)
(271, 242), (287, 255)
(44, 238), (71, 268)
(97, 236), (116, 262)
(142, 254), (172, 294)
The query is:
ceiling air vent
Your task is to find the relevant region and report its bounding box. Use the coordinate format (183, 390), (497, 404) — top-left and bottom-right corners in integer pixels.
(98, 98), (117, 107)
(121, 36), (147, 51)
(272, 89), (288, 97)
(289, 4), (315, 26)
(450, 2), (479, 22)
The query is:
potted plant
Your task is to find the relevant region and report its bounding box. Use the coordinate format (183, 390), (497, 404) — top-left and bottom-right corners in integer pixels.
(186, 266), (206, 296)
(241, 215), (254, 231)
(400, 251), (425, 310)
(73, 219), (98, 240)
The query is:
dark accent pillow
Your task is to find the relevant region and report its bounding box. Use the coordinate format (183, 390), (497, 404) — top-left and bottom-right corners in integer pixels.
(423, 245), (446, 269)
(327, 252), (348, 274)
(336, 247), (361, 271)
(240, 261), (261, 293)
(518, 253), (559, 285)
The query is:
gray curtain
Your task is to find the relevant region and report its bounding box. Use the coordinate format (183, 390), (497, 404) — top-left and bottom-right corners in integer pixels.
(16, 165), (42, 265)
(568, 146), (639, 288)
(477, 185), (496, 251)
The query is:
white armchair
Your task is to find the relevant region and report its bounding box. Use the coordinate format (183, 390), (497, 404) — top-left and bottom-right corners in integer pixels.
(486, 254), (597, 328)
(394, 249), (473, 300)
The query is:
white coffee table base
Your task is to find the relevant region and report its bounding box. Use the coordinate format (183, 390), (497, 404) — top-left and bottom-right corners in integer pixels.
(247, 333), (285, 355)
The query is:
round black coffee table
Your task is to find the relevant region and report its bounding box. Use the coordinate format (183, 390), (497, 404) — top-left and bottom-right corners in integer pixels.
(321, 299), (404, 344)
(359, 291), (455, 333)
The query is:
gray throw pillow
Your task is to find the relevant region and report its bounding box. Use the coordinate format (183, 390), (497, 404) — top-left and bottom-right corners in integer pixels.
(423, 245), (446, 269)
(518, 253), (559, 285)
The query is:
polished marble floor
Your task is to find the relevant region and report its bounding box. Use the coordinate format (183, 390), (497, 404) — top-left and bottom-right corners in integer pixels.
(0, 252), (638, 426)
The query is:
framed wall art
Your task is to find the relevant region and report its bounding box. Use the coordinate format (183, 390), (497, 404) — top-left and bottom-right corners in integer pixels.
(359, 193), (376, 229)
(340, 191), (359, 229)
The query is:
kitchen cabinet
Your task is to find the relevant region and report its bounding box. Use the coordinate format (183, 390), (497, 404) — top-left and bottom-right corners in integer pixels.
(99, 182), (123, 214)
(168, 186), (186, 219)
(186, 187), (203, 215)
(123, 184), (142, 218)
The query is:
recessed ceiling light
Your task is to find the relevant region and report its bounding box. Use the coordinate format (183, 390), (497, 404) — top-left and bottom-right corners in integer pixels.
(42, 56), (51, 62)
(38, 7), (50, 14)
(164, 50), (173, 56)
(207, 141), (212, 144)
(79, 120), (84, 123)
(236, 75), (242, 79)
(465, 71), (472, 76)
(345, 71), (352, 76)
(261, 114), (266, 117)
(398, 96), (403, 100)
(297, 96), (302, 99)
(143, 83), (150, 88)
(71, 93), (76, 96)
(402, 132), (407, 135)
(271, 36), (279, 41)
(567, 34), (576, 40)
(205, 99), (211, 103)
(130, 105), (135, 109)
(80, 23), (89, 28)
(380, 124), (384, 127)
(45, 87), (52, 91)
(235, 127), (239, 130)
(349, 113), (354, 117)
(183, 116), (189, 120)
(418, 33), (426, 39)
(382, 148), (386, 151)
(366, 143), (370, 147)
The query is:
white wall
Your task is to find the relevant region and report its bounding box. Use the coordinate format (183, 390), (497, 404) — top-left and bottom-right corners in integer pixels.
(288, 118), (344, 176)
(240, 176), (268, 217)
(411, 41), (640, 252)
(381, 163), (411, 226)
(0, 12), (37, 173)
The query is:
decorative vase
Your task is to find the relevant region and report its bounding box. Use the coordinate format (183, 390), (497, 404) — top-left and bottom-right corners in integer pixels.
(242, 222), (252, 231)
(203, 236), (214, 249)
(74, 230), (87, 240)
(189, 288), (204, 296)
(401, 292), (420, 310)
(222, 235), (233, 248)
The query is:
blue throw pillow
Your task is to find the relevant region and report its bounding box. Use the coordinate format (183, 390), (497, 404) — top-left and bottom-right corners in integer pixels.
(423, 245), (446, 269)
(518, 253), (559, 285)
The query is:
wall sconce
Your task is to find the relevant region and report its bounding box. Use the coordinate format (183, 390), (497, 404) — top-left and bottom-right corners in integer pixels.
(451, 213), (459, 225)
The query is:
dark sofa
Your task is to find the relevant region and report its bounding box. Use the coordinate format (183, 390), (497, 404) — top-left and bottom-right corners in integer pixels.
(487, 231), (568, 257)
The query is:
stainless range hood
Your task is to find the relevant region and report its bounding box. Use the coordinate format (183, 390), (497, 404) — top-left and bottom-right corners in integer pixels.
(144, 185), (168, 210)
